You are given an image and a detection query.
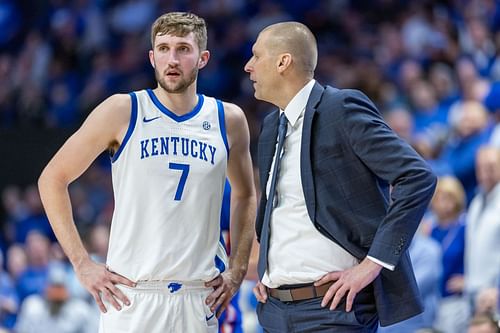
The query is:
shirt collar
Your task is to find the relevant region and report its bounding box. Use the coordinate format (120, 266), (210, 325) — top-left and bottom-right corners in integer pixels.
(280, 79), (316, 127)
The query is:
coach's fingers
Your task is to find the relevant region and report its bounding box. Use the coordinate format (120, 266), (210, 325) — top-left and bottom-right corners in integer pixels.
(329, 285), (348, 311)
(106, 282), (131, 306)
(204, 275), (223, 288)
(321, 280), (341, 308)
(314, 271), (340, 287)
(253, 282), (267, 303)
(345, 289), (356, 312)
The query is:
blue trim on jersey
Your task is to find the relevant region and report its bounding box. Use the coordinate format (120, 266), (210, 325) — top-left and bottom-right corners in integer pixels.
(220, 179), (231, 232)
(215, 232), (227, 273)
(111, 92), (138, 163)
(216, 99), (230, 157)
(216, 180), (230, 274)
(146, 89), (204, 122)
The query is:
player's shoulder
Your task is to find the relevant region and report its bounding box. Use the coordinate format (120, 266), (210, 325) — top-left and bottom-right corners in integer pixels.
(103, 93), (133, 111)
(220, 101), (246, 124)
(83, 93), (134, 134)
(93, 93), (133, 120)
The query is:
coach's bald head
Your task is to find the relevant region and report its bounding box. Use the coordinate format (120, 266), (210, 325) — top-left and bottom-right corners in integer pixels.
(260, 22), (318, 78)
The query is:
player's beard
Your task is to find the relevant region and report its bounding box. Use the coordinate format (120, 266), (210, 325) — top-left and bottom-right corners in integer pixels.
(156, 66), (198, 94)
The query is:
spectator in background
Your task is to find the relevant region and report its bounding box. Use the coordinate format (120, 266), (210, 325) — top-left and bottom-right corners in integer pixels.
(467, 313), (500, 333)
(13, 185), (54, 244)
(483, 81), (500, 148)
(474, 287), (499, 319)
(430, 176), (469, 333)
(465, 146), (500, 308)
(15, 230), (50, 302)
(384, 106), (415, 143)
(438, 101), (492, 203)
(15, 263), (96, 333)
(428, 63), (459, 113)
(5, 244), (26, 282)
(408, 79), (449, 138)
(454, 57), (491, 103)
(0, 250), (18, 330)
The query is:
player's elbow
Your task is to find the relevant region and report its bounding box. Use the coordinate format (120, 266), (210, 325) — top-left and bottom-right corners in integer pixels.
(38, 164), (67, 195)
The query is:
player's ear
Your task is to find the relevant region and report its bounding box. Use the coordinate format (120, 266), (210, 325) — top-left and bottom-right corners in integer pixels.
(149, 50), (155, 68)
(198, 50), (210, 69)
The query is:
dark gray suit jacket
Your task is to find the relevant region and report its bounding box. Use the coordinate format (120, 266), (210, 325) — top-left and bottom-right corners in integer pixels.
(256, 82), (437, 326)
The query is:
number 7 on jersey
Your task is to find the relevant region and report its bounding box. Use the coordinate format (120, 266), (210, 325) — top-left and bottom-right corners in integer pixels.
(169, 163), (190, 201)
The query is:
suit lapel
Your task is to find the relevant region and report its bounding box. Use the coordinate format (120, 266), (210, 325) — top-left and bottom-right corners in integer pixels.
(258, 110), (280, 196)
(301, 82), (325, 222)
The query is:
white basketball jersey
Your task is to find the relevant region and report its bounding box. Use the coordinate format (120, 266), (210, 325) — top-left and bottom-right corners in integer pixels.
(107, 89), (229, 282)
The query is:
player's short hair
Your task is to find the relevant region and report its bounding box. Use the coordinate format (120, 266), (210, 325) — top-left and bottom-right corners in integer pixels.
(151, 12), (207, 51)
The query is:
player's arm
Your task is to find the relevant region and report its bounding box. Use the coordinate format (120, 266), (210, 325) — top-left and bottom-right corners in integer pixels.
(225, 102), (257, 283)
(205, 102), (257, 316)
(38, 94), (136, 313)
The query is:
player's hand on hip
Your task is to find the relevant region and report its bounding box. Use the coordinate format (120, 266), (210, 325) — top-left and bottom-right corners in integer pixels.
(75, 257), (136, 313)
(205, 270), (242, 318)
(253, 281), (268, 303)
(314, 258), (382, 312)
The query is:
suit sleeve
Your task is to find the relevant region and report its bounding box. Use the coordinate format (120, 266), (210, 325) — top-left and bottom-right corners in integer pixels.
(339, 89), (437, 267)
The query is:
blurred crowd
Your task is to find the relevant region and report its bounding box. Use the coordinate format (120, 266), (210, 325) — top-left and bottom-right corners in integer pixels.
(1, 0), (500, 332)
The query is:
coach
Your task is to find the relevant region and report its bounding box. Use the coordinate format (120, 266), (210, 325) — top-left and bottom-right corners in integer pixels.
(244, 21), (437, 332)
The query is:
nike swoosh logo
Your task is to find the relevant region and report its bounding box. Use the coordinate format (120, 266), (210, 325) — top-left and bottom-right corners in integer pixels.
(143, 116), (161, 123)
(205, 313), (215, 321)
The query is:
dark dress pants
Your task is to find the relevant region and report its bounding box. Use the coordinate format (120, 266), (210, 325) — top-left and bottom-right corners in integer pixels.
(257, 285), (378, 333)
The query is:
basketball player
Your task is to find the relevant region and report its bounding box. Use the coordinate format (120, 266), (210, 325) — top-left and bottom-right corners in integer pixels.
(38, 12), (256, 333)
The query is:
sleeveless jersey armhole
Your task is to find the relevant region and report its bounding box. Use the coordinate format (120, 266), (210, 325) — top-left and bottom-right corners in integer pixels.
(111, 92), (138, 163)
(216, 99), (229, 158)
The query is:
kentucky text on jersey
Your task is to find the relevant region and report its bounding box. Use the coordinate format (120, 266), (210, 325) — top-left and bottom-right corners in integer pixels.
(140, 136), (217, 164)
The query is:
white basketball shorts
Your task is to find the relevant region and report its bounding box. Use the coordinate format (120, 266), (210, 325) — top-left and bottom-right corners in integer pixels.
(99, 280), (218, 333)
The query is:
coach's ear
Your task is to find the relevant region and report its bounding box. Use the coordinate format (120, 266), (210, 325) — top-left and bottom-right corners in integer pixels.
(198, 50), (210, 69)
(276, 53), (292, 74)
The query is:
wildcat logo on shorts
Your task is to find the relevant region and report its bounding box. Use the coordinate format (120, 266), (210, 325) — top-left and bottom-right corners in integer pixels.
(167, 282), (182, 293)
(202, 121), (211, 130)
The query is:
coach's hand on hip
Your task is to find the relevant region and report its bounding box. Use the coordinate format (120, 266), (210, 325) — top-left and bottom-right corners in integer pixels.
(205, 268), (244, 317)
(253, 281), (268, 303)
(75, 257), (136, 313)
(315, 258), (382, 312)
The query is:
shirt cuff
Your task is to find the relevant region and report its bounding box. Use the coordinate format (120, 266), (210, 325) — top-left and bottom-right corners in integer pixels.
(367, 256), (395, 271)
